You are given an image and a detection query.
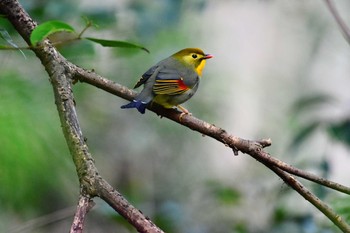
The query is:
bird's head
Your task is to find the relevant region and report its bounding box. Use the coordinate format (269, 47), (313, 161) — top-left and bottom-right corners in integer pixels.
(172, 48), (213, 76)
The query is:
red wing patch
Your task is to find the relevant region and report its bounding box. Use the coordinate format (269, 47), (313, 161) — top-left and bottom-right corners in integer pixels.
(153, 78), (190, 95)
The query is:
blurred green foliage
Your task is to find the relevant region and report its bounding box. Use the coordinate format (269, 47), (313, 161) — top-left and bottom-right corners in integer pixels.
(0, 71), (76, 215)
(206, 180), (241, 205)
(333, 196), (350, 222)
(289, 93), (334, 150)
(288, 92), (350, 232)
(1, 0), (350, 232)
(327, 120), (350, 147)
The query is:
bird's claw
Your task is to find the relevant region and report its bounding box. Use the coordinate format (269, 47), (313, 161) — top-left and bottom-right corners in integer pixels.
(179, 112), (187, 122)
(177, 105), (191, 115)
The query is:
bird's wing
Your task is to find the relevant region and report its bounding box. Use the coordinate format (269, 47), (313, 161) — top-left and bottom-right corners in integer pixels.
(152, 68), (190, 95)
(134, 65), (158, 88)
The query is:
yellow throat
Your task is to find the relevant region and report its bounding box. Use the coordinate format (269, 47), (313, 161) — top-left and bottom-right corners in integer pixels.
(195, 59), (206, 77)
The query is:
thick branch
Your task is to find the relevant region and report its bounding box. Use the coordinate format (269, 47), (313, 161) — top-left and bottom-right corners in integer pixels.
(0, 1), (164, 233)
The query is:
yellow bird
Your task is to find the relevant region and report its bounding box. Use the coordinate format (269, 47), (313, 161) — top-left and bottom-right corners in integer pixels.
(121, 48), (213, 114)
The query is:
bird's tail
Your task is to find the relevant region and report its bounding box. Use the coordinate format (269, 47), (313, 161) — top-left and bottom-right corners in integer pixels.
(121, 100), (148, 114)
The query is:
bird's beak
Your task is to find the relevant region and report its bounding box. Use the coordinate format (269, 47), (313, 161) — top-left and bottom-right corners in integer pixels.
(204, 54), (213, 59)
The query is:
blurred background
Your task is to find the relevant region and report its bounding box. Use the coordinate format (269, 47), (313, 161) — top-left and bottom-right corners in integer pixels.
(1, 0), (350, 232)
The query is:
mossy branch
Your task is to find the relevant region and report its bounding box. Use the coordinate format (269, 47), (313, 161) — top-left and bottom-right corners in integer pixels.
(1, 0), (350, 232)
(0, 1), (163, 233)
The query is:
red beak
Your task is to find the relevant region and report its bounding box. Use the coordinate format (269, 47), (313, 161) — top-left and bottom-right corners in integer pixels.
(204, 54), (213, 59)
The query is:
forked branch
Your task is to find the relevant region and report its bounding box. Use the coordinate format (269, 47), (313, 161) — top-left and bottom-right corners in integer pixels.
(74, 65), (350, 232)
(1, 0), (350, 232)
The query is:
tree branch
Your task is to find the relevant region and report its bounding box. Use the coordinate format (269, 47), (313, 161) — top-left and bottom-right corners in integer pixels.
(269, 166), (350, 232)
(0, 1), (164, 232)
(1, 0), (350, 232)
(75, 67), (350, 193)
(70, 195), (95, 233)
(324, 0), (350, 45)
(74, 64), (350, 231)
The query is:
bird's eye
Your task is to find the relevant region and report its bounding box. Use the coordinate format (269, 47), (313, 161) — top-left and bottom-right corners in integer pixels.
(192, 54), (197, 59)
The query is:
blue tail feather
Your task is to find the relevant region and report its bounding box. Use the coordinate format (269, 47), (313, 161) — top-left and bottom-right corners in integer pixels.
(121, 100), (148, 114)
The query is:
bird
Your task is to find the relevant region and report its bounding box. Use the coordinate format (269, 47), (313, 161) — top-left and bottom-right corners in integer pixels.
(121, 48), (213, 114)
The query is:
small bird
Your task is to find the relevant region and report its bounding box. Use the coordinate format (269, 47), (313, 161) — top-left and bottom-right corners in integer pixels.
(121, 48), (213, 114)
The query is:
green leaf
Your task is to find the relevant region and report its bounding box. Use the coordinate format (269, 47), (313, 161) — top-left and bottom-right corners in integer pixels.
(85, 37), (149, 53)
(327, 119), (350, 147)
(290, 94), (334, 115)
(30, 20), (75, 46)
(289, 121), (321, 150)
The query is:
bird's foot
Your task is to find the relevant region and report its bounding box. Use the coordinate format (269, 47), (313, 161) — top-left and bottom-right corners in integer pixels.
(176, 105), (191, 115)
(177, 105), (192, 122)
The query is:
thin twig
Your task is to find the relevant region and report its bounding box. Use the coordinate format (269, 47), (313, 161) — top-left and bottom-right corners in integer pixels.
(70, 195), (95, 233)
(324, 0), (350, 45)
(269, 166), (350, 232)
(254, 150), (350, 195)
(77, 20), (93, 38)
(8, 206), (76, 233)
